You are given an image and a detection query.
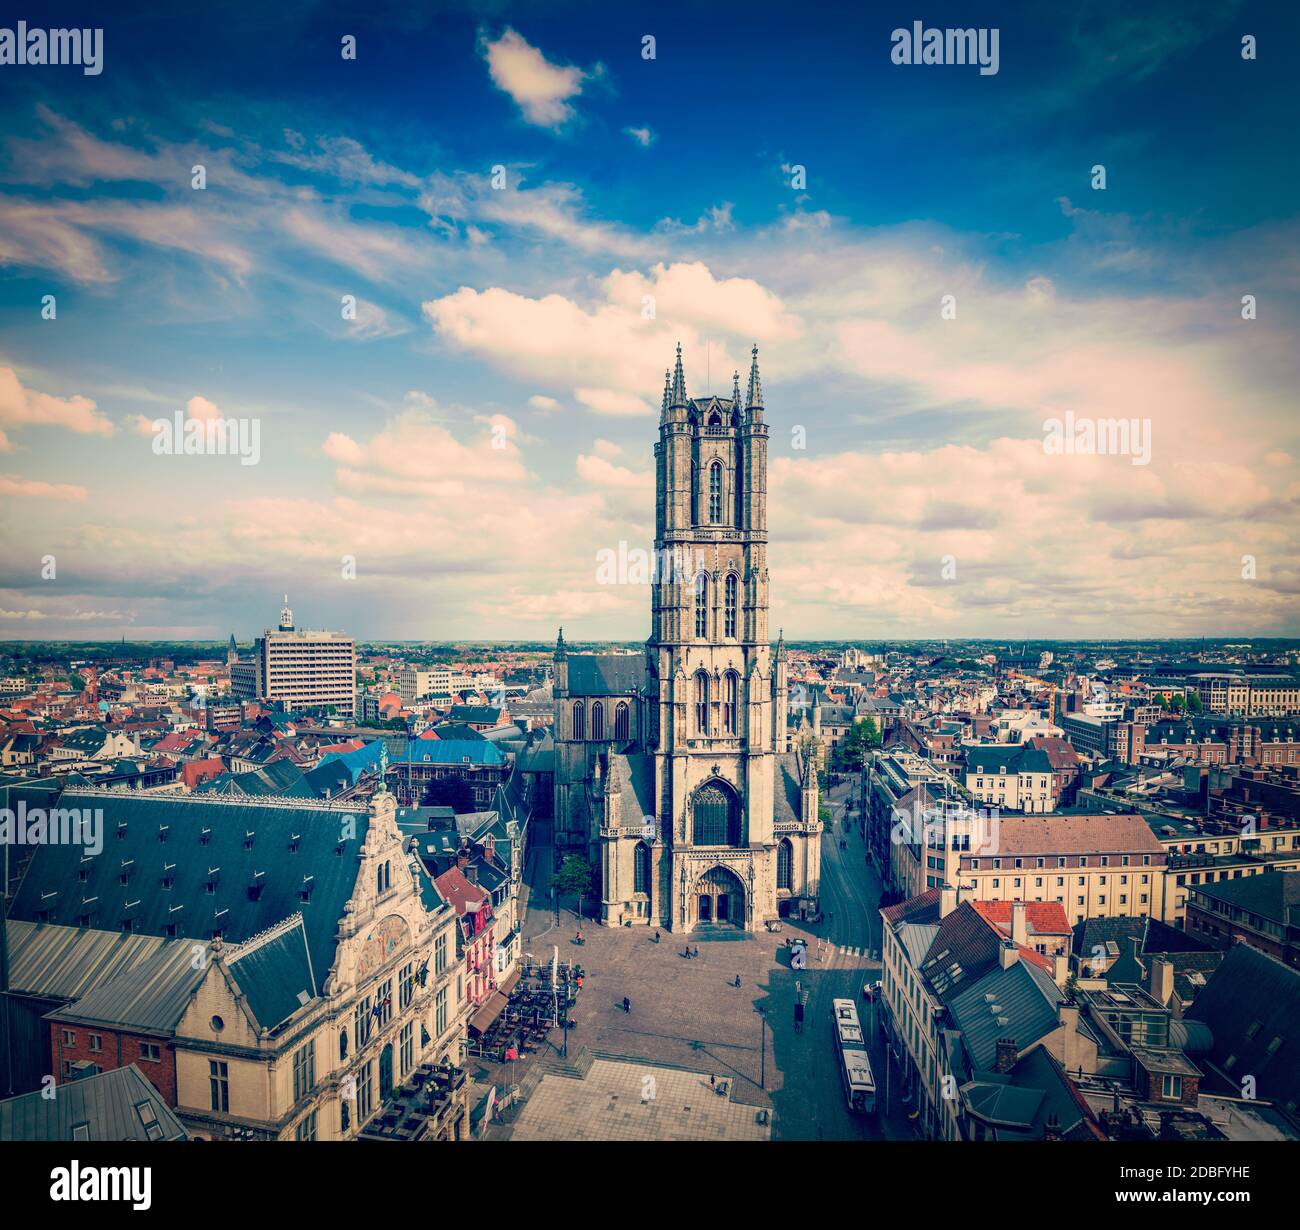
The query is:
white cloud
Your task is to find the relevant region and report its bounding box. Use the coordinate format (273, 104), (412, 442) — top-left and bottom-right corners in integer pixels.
(479, 28), (588, 129)
(0, 367), (114, 436)
(624, 126), (656, 148)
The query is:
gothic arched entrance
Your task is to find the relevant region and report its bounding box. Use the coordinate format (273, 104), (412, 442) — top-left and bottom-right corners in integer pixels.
(692, 864), (745, 929)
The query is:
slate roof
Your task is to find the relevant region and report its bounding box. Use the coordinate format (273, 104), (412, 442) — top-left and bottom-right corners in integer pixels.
(920, 903), (1053, 1004)
(566, 654), (644, 697)
(225, 915), (317, 1033)
(7, 788), (371, 977)
(448, 705), (505, 725)
(965, 744), (1054, 775)
(0, 1064), (187, 1142)
(897, 921), (941, 970)
(607, 752), (656, 820)
(1187, 944), (1300, 1115)
(392, 739), (505, 766)
(1189, 868), (1300, 923)
(773, 752), (804, 826)
(947, 958), (1064, 1073)
(197, 757), (315, 798)
(881, 887), (942, 928)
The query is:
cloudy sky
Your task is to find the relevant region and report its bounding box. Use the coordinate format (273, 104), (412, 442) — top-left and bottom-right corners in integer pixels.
(1, 0), (1297, 642)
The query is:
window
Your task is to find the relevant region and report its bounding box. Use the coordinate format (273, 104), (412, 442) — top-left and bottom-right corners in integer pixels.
(723, 672), (738, 734)
(354, 996), (373, 1049)
(777, 838), (793, 890)
(293, 1040), (316, 1101)
(573, 701), (585, 741)
(692, 781), (741, 846)
(591, 701), (605, 742)
(435, 987), (448, 1038)
(708, 461), (723, 523)
(357, 1061), (374, 1120)
(1162, 1073), (1183, 1100)
(694, 573), (709, 638)
(210, 1060), (230, 1113)
(376, 979), (393, 1029)
(295, 1110), (317, 1141)
(377, 860), (391, 895)
(434, 932), (448, 976)
(694, 671), (709, 736)
(399, 1021), (414, 1076)
(140, 1042), (160, 1063)
(88, 1034), (102, 1053)
(61, 1030), (76, 1046)
(399, 961), (414, 1011)
(634, 842), (651, 894)
(135, 1100), (164, 1141)
(724, 573), (738, 638)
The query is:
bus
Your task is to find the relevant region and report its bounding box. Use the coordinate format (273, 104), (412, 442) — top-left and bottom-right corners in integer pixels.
(831, 998), (876, 1114)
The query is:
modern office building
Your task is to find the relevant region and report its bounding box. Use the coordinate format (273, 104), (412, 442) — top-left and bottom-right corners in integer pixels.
(229, 597), (357, 718)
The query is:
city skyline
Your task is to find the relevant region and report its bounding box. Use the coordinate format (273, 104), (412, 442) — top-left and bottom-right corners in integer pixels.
(1, 1), (1297, 642)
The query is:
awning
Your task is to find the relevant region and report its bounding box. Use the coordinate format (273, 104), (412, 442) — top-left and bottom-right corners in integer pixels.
(498, 967), (521, 996)
(468, 991), (509, 1036)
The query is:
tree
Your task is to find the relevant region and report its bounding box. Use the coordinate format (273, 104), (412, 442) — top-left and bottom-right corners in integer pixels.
(1185, 691), (1203, 712)
(833, 717), (881, 772)
(1165, 693), (1187, 714)
(553, 855), (593, 919)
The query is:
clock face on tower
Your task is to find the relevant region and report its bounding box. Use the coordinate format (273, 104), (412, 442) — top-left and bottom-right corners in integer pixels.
(357, 914), (410, 980)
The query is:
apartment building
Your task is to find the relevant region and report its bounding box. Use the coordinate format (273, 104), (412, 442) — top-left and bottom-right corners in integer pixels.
(230, 599), (357, 719)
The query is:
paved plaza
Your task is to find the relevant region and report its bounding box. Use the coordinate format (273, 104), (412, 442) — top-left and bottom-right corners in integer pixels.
(506, 1057), (773, 1142)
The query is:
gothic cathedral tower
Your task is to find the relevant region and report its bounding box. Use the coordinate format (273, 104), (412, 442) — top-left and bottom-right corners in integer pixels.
(642, 344), (808, 931)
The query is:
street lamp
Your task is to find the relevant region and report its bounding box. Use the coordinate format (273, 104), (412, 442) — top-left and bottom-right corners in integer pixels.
(756, 1005), (767, 1090)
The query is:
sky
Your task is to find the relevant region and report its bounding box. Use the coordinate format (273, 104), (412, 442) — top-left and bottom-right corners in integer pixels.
(0, 0), (1297, 642)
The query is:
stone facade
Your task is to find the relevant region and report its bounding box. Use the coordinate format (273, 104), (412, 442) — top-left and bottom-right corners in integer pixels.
(554, 347), (821, 930)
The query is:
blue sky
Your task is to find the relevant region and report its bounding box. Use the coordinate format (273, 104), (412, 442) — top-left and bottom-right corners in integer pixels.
(1, 0), (1297, 640)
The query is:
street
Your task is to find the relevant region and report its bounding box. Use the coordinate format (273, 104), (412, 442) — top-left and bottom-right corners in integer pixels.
(489, 783), (914, 1140)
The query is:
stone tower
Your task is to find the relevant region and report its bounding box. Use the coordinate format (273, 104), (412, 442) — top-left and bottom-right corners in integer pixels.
(552, 345), (820, 930)
(643, 344), (794, 931)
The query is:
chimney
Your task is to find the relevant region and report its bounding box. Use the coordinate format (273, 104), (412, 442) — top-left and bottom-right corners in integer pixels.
(466, 864), (478, 885)
(1147, 956), (1174, 1007)
(999, 940), (1019, 969)
(939, 887), (958, 919)
(484, 835), (496, 862)
(457, 847), (470, 871)
(1057, 1001), (1080, 1034)
(1010, 901), (1028, 947)
(1052, 952), (1070, 987)
(994, 1037), (1019, 1073)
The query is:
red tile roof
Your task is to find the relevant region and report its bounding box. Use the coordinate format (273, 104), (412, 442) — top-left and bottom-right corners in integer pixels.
(972, 900), (1072, 938)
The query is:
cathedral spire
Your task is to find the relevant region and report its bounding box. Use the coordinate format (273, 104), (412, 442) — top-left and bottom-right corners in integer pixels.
(731, 369), (742, 413)
(555, 626), (567, 659)
(661, 368), (671, 417)
(745, 344), (763, 410)
(670, 341), (687, 406)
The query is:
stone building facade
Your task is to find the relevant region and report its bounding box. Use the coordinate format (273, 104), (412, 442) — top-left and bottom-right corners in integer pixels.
(554, 346), (821, 930)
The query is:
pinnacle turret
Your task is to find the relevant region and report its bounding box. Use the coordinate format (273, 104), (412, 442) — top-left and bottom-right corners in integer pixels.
(731, 369), (742, 413)
(745, 344), (763, 410)
(670, 341), (687, 406)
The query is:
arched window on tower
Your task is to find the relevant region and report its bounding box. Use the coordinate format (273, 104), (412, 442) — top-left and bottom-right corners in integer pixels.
(724, 573), (738, 638)
(777, 838), (793, 890)
(694, 671), (709, 736)
(573, 701), (585, 741)
(723, 672), (739, 735)
(591, 701), (605, 742)
(694, 572), (709, 639)
(708, 461), (723, 524)
(614, 701), (630, 741)
(692, 781), (742, 846)
(633, 841), (651, 894)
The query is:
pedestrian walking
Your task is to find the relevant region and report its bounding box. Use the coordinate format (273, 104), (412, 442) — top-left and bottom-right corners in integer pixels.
(623, 996), (631, 1013)
(709, 1074), (716, 1089)
(693, 946), (700, 958)
(733, 974), (741, 988)
(654, 929), (661, 943)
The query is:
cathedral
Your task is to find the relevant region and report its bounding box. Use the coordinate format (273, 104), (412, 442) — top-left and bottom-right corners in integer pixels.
(553, 345), (822, 930)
